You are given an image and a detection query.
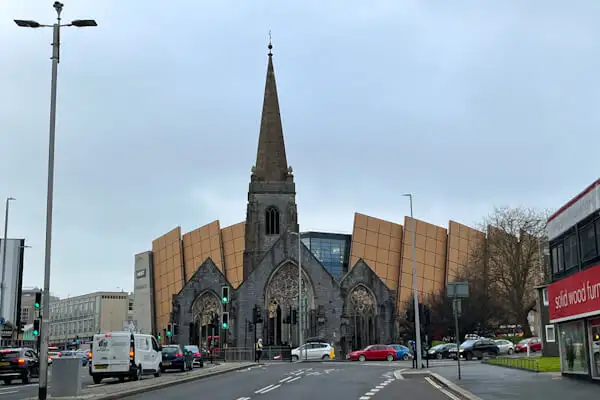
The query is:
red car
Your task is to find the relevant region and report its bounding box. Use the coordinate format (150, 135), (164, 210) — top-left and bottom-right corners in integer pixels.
(515, 337), (542, 353)
(348, 345), (397, 362)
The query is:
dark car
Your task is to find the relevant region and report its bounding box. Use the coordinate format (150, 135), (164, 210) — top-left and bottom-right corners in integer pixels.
(0, 348), (40, 385)
(161, 345), (186, 372)
(450, 339), (499, 361)
(183, 345), (204, 368)
(427, 343), (456, 360)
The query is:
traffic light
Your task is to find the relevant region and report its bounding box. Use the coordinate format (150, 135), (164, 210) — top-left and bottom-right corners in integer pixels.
(157, 332), (162, 340)
(167, 324), (172, 337)
(174, 324), (179, 335)
(221, 286), (229, 304)
(33, 320), (40, 336)
(34, 292), (41, 310)
(221, 312), (229, 329)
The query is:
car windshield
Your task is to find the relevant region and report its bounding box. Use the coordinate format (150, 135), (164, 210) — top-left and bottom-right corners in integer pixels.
(163, 347), (179, 354)
(184, 346), (199, 353)
(460, 340), (477, 347)
(0, 350), (20, 360)
(363, 346), (374, 351)
(431, 344), (443, 350)
(518, 339), (530, 344)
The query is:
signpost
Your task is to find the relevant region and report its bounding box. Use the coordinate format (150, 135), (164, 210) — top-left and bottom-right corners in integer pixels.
(446, 281), (469, 380)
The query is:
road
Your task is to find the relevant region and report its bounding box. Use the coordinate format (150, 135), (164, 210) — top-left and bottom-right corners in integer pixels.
(126, 361), (455, 400)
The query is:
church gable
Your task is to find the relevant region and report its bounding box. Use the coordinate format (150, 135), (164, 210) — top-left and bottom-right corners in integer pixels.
(340, 259), (395, 308)
(175, 257), (232, 304)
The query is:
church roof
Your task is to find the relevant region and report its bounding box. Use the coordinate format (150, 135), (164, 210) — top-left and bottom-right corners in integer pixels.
(252, 40), (289, 182)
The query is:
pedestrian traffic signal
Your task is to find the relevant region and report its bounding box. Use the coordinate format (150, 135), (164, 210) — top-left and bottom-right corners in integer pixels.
(157, 332), (162, 340)
(34, 292), (41, 309)
(221, 286), (229, 303)
(167, 324), (172, 336)
(221, 312), (229, 329)
(33, 320), (40, 336)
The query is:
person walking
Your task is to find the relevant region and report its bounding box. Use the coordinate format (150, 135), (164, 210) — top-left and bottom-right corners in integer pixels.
(255, 338), (263, 363)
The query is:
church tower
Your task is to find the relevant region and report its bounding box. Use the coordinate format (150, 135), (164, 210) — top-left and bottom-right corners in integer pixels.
(243, 41), (299, 280)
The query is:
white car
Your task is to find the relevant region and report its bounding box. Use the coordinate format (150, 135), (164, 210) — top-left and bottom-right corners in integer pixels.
(494, 339), (515, 355)
(292, 342), (334, 361)
(89, 332), (162, 384)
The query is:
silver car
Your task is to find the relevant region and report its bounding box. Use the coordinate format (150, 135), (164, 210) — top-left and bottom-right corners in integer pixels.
(494, 339), (515, 355)
(292, 342), (333, 361)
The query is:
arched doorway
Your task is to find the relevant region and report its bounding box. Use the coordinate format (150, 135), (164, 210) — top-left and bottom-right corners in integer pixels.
(347, 285), (377, 351)
(264, 263), (313, 347)
(190, 292), (221, 349)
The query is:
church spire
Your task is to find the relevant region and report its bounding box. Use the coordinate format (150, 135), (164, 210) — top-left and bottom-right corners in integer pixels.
(252, 37), (290, 182)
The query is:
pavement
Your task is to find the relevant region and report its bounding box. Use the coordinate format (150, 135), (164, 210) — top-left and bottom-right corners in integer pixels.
(124, 361), (456, 400)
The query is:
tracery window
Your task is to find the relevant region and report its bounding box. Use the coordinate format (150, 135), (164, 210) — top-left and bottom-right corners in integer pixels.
(265, 207), (280, 235)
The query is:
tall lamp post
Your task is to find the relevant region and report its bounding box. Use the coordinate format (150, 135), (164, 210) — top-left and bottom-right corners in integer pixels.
(0, 197), (16, 322)
(403, 193), (422, 369)
(14, 3), (97, 399)
(288, 231), (305, 359)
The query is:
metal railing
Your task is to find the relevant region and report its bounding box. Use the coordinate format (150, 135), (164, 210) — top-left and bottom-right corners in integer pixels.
(483, 356), (539, 372)
(211, 346), (293, 362)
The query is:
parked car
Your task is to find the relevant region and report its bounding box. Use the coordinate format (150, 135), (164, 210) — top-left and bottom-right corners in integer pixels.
(427, 343), (456, 359)
(348, 345), (396, 362)
(161, 345), (186, 372)
(449, 339), (499, 361)
(292, 342), (334, 361)
(494, 339), (515, 355)
(388, 344), (412, 361)
(183, 345), (204, 368)
(0, 348), (40, 385)
(514, 337), (542, 353)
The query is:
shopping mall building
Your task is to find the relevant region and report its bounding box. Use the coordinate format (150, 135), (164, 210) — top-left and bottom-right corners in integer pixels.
(547, 178), (600, 380)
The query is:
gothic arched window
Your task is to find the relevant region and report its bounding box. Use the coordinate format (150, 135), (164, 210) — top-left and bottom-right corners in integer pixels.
(265, 207), (280, 235)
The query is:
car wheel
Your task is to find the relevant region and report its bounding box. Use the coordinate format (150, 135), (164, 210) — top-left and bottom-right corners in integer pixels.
(199, 361), (204, 368)
(386, 354), (394, 362)
(322, 355), (330, 360)
(154, 365), (162, 378)
(358, 355), (366, 362)
(132, 364), (142, 381)
(292, 355), (299, 361)
(92, 375), (102, 385)
(403, 354), (409, 361)
(436, 353), (443, 360)
(118, 376), (125, 382)
(3, 379), (11, 385)
(508, 348), (514, 355)
(22, 369), (31, 384)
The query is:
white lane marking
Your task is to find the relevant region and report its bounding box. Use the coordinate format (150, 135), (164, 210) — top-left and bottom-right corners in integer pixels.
(259, 384), (280, 394)
(0, 391), (18, 395)
(371, 388), (380, 392)
(255, 384), (274, 394)
(365, 392), (375, 396)
(376, 385), (384, 389)
(236, 398), (251, 400)
(287, 376), (302, 383)
(279, 376), (293, 383)
(359, 397), (371, 400)
(425, 376), (461, 400)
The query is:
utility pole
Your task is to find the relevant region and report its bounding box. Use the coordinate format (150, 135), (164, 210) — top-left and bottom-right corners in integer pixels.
(0, 197), (16, 322)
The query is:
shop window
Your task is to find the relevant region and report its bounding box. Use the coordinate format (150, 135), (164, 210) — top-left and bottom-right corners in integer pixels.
(551, 247), (558, 274)
(557, 243), (565, 272)
(558, 320), (588, 374)
(545, 325), (555, 343)
(590, 319), (600, 378)
(564, 234), (578, 270)
(542, 288), (549, 306)
(579, 222), (597, 262)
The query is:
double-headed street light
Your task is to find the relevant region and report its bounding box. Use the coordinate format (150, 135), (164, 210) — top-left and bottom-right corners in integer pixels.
(403, 193), (422, 369)
(14, 3), (97, 399)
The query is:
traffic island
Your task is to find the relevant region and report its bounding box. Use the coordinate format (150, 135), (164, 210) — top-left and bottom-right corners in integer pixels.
(397, 369), (483, 400)
(27, 362), (255, 400)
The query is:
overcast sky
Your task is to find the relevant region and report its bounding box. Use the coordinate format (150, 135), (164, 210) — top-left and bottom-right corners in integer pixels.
(2, 1), (599, 298)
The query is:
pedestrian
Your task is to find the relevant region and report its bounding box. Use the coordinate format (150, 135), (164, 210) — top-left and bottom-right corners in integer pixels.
(255, 338), (263, 363)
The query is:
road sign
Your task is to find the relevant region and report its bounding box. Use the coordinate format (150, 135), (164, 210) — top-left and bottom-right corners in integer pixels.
(446, 281), (469, 298)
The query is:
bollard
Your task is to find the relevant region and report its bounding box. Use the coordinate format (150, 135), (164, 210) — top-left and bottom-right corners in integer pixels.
(50, 357), (81, 397)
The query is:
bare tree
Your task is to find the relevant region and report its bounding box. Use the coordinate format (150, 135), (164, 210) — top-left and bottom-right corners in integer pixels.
(482, 206), (546, 337)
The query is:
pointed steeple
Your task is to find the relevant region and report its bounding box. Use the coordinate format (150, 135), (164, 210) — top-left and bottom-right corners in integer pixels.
(252, 39), (290, 182)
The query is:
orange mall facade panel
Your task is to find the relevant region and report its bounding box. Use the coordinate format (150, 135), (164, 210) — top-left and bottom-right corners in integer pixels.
(182, 220), (224, 281)
(446, 221), (485, 283)
(151, 226), (184, 334)
(398, 217), (448, 309)
(349, 213), (403, 290)
(220, 221), (245, 288)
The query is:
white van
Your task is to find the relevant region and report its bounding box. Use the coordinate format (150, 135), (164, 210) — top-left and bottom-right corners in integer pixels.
(89, 332), (162, 384)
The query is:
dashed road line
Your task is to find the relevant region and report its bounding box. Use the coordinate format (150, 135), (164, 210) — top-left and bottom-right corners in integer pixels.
(287, 376), (302, 383)
(236, 398), (251, 400)
(258, 384), (280, 394)
(279, 376), (294, 383)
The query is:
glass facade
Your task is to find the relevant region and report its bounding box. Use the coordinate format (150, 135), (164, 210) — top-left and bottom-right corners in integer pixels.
(301, 233), (351, 281)
(590, 319), (600, 378)
(559, 320), (588, 374)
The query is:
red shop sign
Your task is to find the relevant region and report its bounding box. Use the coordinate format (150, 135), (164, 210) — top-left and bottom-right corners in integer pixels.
(548, 263), (600, 322)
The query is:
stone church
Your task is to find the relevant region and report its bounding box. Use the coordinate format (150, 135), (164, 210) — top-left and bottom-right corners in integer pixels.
(171, 44), (397, 356)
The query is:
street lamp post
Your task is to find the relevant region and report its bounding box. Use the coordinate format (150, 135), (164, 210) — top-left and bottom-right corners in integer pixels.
(14, 3), (97, 399)
(403, 193), (422, 369)
(0, 197), (16, 322)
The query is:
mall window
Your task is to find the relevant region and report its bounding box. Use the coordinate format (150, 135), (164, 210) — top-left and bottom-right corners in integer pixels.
(564, 234), (578, 270)
(302, 235), (350, 280)
(558, 320), (589, 375)
(579, 222), (597, 262)
(265, 207), (280, 236)
(551, 243), (565, 276)
(589, 319), (600, 378)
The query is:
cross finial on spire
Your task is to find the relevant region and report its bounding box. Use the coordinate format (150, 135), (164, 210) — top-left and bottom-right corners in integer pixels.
(268, 30), (273, 56)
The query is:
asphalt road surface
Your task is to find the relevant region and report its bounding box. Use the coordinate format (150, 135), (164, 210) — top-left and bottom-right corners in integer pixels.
(126, 361), (456, 400)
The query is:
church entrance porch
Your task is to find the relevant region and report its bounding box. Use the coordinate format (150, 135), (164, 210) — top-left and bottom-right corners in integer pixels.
(188, 292), (222, 350)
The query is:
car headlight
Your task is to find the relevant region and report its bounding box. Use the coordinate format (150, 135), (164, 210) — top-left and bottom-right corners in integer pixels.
(459, 349), (464, 352)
